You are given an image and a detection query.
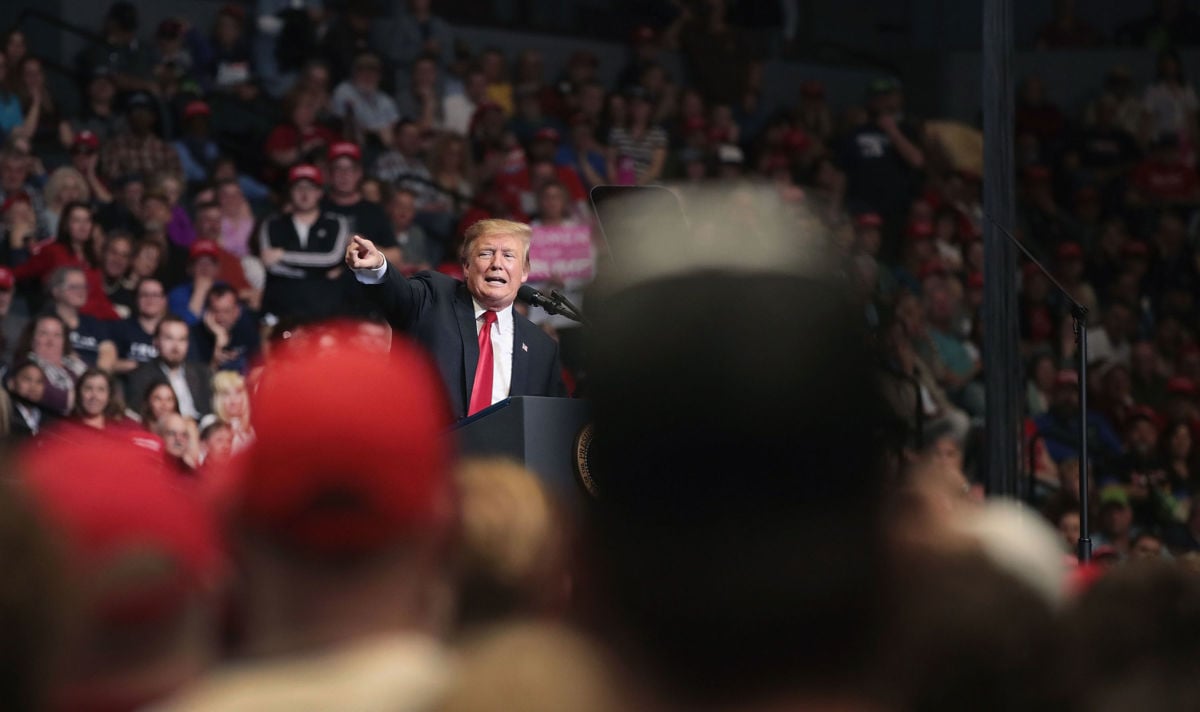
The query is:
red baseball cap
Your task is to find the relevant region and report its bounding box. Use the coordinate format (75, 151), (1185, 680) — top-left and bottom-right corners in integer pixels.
(1057, 242), (1084, 260)
(73, 130), (100, 152)
(183, 100), (211, 119)
(918, 260), (947, 281)
(1056, 369), (1080, 387)
(288, 163), (324, 186)
(189, 239), (221, 262)
(800, 80), (825, 98)
(20, 433), (224, 624)
(228, 328), (455, 556)
(1025, 165), (1052, 181)
(0, 266), (14, 291)
(1121, 241), (1149, 258)
(906, 220), (934, 240)
(328, 141), (363, 163)
(533, 127), (560, 144)
(0, 191), (31, 216)
(1168, 376), (1197, 396)
(854, 212), (883, 229)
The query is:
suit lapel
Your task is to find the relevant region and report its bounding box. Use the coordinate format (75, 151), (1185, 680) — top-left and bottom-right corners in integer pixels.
(510, 311), (530, 397)
(454, 285), (479, 412)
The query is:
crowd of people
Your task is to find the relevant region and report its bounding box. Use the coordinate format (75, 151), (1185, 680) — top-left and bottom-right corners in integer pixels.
(1, 0), (1200, 708)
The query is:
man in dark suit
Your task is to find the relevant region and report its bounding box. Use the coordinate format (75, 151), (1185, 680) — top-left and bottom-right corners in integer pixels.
(346, 219), (567, 420)
(125, 315), (213, 420)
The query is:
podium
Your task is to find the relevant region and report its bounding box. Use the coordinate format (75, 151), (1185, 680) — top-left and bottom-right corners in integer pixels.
(452, 397), (591, 497)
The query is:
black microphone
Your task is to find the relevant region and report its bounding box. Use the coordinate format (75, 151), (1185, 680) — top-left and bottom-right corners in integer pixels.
(517, 285), (561, 314)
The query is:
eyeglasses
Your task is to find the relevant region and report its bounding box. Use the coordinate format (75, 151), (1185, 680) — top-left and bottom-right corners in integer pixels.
(139, 291), (165, 298)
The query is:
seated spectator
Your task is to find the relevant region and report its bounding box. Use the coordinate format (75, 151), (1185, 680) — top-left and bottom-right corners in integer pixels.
(264, 89), (338, 180)
(1034, 369), (1125, 475)
(13, 56), (61, 155)
(198, 419), (233, 465)
(397, 54), (446, 133)
(156, 410), (200, 474)
(0, 150), (46, 232)
(137, 379), (178, 429)
(1094, 485), (1136, 557)
(99, 92), (182, 184)
(60, 68), (121, 149)
(262, 164), (352, 321)
(192, 3), (253, 92)
(481, 47), (514, 115)
(193, 284), (260, 373)
(384, 186), (435, 271)
(75, 1), (155, 94)
(444, 66), (489, 137)
(0, 52), (32, 141)
(40, 167), (90, 238)
(112, 277), (167, 374)
(5, 360), (54, 440)
(527, 180), (594, 330)
(43, 266), (117, 370)
(498, 128), (586, 218)
(0, 267), (25, 367)
(205, 369), (253, 452)
(879, 315), (971, 446)
(419, 131), (475, 242)
(68, 368), (130, 432)
(142, 183), (194, 252)
(18, 435), (224, 708)
(97, 231), (136, 317)
(606, 86), (667, 186)
(557, 114), (606, 190)
(129, 237), (165, 284)
(1, 190), (46, 268)
(373, 120), (435, 200)
(1129, 135), (1200, 206)
(332, 52), (398, 151)
(1018, 165), (1082, 250)
(125, 315), (212, 421)
(14, 202), (118, 320)
(385, 0), (455, 72)
(216, 179), (255, 258)
(168, 240), (232, 326)
(172, 101), (220, 187)
(324, 143), (400, 262)
(1090, 299), (1135, 368)
(13, 313), (86, 416)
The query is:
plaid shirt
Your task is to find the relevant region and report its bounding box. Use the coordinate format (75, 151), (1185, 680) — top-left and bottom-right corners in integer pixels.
(100, 132), (183, 183)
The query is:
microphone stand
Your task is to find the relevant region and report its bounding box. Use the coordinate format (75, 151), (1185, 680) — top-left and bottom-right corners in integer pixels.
(548, 290), (590, 327)
(988, 219), (1091, 563)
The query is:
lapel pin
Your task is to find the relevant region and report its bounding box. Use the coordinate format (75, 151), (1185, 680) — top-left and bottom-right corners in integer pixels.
(522, 343), (528, 352)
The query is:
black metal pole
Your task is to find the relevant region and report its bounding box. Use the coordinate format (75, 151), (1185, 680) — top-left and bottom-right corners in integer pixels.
(1074, 307), (1092, 563)
(982, 0), (1020, 497)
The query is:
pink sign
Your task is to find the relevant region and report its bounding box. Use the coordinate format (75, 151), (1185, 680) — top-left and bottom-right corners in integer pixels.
(528, 223), (595, 283)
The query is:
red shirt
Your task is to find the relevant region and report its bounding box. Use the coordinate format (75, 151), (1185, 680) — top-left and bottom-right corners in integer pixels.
(1133, 160), (1199, 202)
(13, 243), (119, 320)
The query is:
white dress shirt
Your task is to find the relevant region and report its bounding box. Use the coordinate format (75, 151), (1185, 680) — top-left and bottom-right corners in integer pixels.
(162, 363), (200, 420)
(355, 261), (515, 406)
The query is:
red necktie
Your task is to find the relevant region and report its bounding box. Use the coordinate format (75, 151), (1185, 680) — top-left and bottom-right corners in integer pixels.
(468, 310), (498, 415)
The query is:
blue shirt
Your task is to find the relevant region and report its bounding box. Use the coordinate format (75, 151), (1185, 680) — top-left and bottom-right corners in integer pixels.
(0, 93), (22, 134)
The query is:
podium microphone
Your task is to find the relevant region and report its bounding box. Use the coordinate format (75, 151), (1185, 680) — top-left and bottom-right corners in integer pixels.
(518, 285), (560, 313)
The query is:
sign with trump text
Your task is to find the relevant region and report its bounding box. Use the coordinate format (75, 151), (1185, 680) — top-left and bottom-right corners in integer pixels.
(528, 222), (595, 284)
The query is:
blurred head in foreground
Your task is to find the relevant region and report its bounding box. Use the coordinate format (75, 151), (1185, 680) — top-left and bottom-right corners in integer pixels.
(0, 476), (65, 712)
(436, 622), (631, 712)
(453, 458), (569, 632)
(224, 325), (457, 652)
(584, 268), (894, 707)
(19, 434), (223, 711)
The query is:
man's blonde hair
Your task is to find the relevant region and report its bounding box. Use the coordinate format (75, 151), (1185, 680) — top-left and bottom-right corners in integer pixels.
(459, 219), (532, 267)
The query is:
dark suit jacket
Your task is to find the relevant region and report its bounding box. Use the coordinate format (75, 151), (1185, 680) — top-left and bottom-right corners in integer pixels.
(362, 267), (567, 419)
(124, 358), (214, 418)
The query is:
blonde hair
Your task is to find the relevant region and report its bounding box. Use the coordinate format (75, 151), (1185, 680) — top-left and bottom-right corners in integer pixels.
(43, 167), (90, 209)
(459, 219), (532, 267)
(211, 371), (248, 424)
(454, 458), (562, 624)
